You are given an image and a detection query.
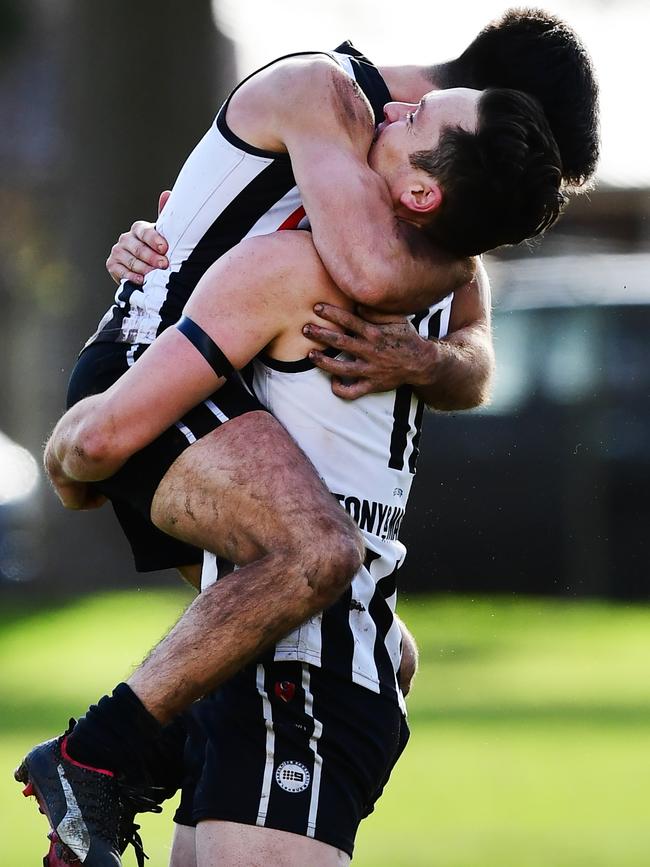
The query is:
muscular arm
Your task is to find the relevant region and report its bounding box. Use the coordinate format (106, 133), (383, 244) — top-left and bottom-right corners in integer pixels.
(46, 232), (340, 492)
(229, 55), (473, 312)
(413, 259), (494, 409)
(304, 259), (493, 409)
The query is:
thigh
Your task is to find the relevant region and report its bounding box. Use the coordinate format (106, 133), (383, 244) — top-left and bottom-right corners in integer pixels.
(68, 343), (271, 571)
(150, 411), (354, 566)
(196, 821), (349, 867)
(170, 824), (197, 867)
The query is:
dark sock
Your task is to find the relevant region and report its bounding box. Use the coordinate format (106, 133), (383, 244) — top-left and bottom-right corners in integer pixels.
(66, 683), (164, 784)
(151, 713), (188, 798)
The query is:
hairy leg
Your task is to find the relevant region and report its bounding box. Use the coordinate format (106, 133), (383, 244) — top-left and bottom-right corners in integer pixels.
(128, 411), (364, 723)
(195, 821), (350, 867)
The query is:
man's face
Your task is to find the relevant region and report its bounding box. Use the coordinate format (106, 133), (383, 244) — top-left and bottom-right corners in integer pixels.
(369, 88), (482, 220)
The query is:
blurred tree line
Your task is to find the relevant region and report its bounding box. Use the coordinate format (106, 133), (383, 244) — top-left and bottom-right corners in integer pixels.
(0, 0), (235, 591)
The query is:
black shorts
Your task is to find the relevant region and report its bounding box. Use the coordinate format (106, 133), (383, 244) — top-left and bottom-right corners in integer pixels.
(173, 659), (410, 857)
(66, 341), (266, 572)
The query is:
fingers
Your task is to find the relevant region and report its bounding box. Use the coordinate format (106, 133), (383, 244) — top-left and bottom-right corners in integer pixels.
(308, 351), (366, 377)
(106, 222), (169, 285)
(330, 376), (372, 400)
(303, 324), (368, 357)
(132, 219), (168, 255)
(312, 303), (376, 338)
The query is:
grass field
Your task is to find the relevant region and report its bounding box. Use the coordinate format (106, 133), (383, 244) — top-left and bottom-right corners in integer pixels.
(2, 590), (650, 866)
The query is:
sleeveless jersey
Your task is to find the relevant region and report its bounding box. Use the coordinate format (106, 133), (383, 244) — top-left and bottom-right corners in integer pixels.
(202, 297), (453, 708)
(88, 43), (391, 346)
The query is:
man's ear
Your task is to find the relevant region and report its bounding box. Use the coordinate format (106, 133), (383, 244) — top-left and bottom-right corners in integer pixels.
(399, 179), (442, 216)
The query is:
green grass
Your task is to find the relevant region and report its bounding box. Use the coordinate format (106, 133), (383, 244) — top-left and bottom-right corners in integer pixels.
(2, 591), (650, 866)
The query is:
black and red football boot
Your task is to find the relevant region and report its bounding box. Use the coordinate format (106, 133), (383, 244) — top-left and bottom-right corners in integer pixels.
(15, 722), (160, 866)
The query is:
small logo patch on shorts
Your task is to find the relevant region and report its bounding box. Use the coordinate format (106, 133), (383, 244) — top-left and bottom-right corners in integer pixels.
(274, 680), (296, 703)
(275, 760), (311, 793)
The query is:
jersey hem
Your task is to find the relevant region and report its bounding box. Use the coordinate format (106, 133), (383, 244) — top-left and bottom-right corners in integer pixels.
(273, 648), (400, 703)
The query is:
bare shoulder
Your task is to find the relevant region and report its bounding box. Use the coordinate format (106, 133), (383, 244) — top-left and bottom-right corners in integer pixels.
(228, 53), (374, 151)
(239, 231), (349, 360)
(260, 230), (344, 295)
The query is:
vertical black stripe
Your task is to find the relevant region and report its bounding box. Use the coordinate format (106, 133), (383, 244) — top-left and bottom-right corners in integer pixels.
(155, 159), (298, 337)
(427, 309), (443, 339)
(405, 308), (443, 473)
(319, 587), (355, 682)
(388, 385), (414, 470)
(368, 567), (399, 698)
(407, 399), (426, 474)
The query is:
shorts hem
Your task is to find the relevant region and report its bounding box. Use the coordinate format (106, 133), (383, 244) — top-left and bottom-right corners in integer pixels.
(190, 811), (354, 858)
(132, 554), (202, 573)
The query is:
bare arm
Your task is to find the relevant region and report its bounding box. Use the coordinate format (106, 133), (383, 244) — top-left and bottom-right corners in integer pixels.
(304, 259), (493, 409)
(48, 232), (330, 496)
(230, 56), (473, 312)
(107, 57), (473, 309)
(413, 259), (494, 409)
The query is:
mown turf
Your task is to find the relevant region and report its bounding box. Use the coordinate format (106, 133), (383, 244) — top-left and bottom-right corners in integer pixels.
(2, 591), (650, 865)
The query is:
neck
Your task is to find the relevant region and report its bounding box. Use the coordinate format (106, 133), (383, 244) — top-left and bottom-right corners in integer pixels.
(377, 64), (443, 103)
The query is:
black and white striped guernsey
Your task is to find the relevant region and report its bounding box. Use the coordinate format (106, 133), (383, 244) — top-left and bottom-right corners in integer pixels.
(87, 42), (391, 347)
(202, 298), (453, 710)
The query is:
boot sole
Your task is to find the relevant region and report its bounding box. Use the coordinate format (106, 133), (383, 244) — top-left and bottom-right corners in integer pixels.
(14, 760), (82, 865)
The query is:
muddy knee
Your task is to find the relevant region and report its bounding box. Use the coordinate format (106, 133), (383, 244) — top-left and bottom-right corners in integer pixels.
(305, 518), (364, 608)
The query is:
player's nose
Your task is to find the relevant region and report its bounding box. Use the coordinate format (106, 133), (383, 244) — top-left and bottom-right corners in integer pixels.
(383, 102), (412, 123)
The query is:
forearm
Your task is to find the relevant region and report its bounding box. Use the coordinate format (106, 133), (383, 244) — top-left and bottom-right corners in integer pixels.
(305, 189), (473, 313)
(413, 324), (495, 411)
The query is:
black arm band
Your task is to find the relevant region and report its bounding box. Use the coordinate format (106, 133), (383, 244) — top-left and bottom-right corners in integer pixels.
(175, 315), (235, 378)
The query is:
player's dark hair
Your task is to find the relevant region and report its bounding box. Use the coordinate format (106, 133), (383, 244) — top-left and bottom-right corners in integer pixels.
(413, 88), (565, 257)
(431, 8), (600, 189)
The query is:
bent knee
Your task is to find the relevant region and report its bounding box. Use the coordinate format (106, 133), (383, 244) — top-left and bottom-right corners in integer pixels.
(307, 524), (364, 606)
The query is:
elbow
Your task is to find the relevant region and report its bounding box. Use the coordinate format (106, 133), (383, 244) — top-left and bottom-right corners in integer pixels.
(455, 343), (495, 411)
(452, 385), (491, 412)
(69, 414), (125, 480)
(423, 358), (495, 412)
(453, 367), (495, 412)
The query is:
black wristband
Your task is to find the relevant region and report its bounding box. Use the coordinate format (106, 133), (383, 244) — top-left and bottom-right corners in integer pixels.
(176, 315), (235, 378)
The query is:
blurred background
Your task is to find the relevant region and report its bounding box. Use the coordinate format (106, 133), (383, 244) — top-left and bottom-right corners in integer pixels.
(1, 1), (649, 865)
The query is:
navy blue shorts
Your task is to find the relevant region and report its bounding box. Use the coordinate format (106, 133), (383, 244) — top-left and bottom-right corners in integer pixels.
(173, 659), (409, 857)
(66, 341), (266, 572)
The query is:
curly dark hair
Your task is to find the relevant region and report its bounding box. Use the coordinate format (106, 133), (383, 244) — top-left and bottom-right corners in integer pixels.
(413, 88), (566, 257)
(433, 8), (600, 189)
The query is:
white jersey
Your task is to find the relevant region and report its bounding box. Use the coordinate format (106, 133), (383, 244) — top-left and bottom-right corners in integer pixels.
(88, 44), (391, 346)
(203, 299), (453, 707)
